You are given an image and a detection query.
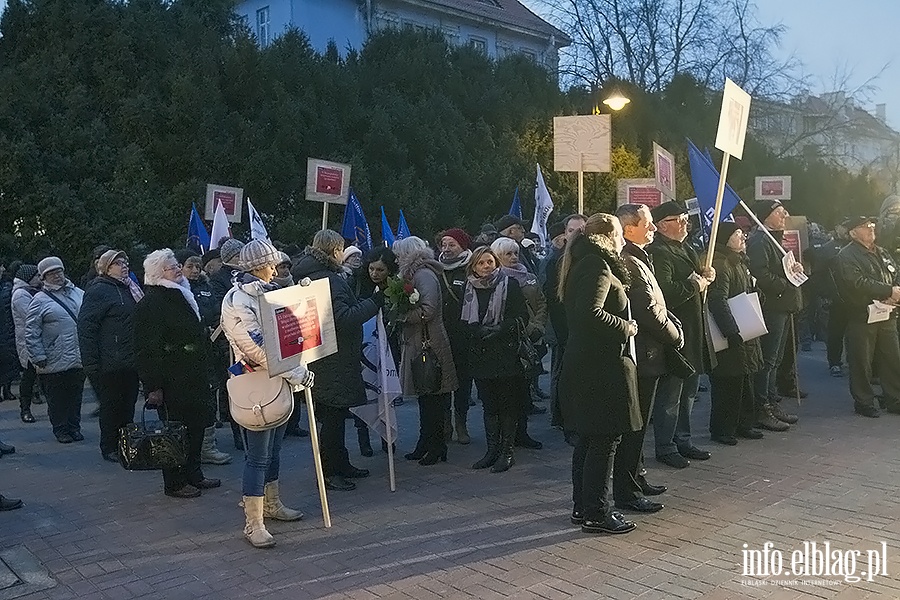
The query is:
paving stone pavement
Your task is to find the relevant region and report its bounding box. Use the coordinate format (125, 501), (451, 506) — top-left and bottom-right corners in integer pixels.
(2, 345), (900, 599)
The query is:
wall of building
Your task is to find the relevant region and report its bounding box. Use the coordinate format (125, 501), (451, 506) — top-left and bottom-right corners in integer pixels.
(234, 0), (367, 53)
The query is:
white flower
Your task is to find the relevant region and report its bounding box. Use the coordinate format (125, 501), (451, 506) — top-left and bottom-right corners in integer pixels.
(409, 289), (420, 304)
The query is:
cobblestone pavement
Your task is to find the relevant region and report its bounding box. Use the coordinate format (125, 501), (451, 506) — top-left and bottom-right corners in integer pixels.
(2, 345), (900, 600)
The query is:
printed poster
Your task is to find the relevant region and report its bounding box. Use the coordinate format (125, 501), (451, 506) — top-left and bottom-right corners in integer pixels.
(204, 184), (244, 223)
(306, 158), (351, 205)
(755, 176), (792, 200)
(617, 178), (662, 208)
(274, 298), (323, 360)
(653, 142), (676, 200)
(714, 78), (751, 160)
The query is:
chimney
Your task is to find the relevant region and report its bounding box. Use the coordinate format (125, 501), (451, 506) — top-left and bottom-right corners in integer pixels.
(876, 103), (887, 123)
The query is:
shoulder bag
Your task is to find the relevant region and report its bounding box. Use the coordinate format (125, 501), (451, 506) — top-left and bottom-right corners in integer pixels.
(227, 369), (295, 431)
(516, 318), (543, 378)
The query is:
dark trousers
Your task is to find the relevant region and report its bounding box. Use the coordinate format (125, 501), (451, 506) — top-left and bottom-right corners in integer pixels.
(613, 375), (657, 504)
(549, 342), (566, 427)
(478, 377), (518, 417)
(43, 368), (85, 438)
(846, 319), (900, 411)
(827, 303), (848, 368)
(94, 369), (140, 455)
(417, 393), (451, 455)
(19, 362), (37, 412)
(318, 405), (350, 476)
(159, 403), (205, 492)
(776, 316), (799, 395)
(754, 311), (790, 404)
(709, 374), (757, 437)
(453, 370), (473, 419)
(572, 433), (620, 520)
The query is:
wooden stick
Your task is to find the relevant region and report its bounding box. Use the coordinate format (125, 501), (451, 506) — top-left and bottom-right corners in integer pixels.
(303, 387), (332, 528)
(789, 314), (802, 409)
(704, 152), (731, 269)
(578, 152), (584, 216)
(321, 203), (329, 231)
(738, 200), (788, 257)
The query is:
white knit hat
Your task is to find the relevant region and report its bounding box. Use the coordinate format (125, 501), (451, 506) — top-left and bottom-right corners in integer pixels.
(38, 256), (65, 278)
(239, 240), (280, 272)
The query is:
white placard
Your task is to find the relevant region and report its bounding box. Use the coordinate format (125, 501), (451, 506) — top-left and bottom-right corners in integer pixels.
(781, 251), (809, 287)
(707, 292), (768, 352)
(306, 158), (351, 205)
(553, 115), (612, 172)
(867, 301), (895, 324)
(685, 197), (700, 216)
(653, 142), (676, 200)
(259, 278), (338, 377)
(714, 78), (752, 160)
(755, 176), (792, 200)
(204, 184), (244, 223)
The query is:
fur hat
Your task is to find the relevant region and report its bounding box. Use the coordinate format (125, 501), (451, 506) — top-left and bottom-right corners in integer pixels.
(15, 264), (38, 283)
(38, 256), (65, 278)
(239, 239), (280, 272)
(97, 250), (127, 275)
(440, 228), (472, 251)
(219, 238), (245, 267)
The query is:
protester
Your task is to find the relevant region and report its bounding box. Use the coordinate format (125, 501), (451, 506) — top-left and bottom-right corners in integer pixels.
(342, 245), (363, 272)
(494, 215), (538, 274)
(394, 236), (458, 466)
(201, 249), (222, 277)
(25, 257), (86, 444)
(808, 224), (850, 376)
(133, 249), (220, 498)
(220, 239), (313, 548)
(272, 252), (294, 289)
(292, 230), (382, 490)
(463, 247), (529, 472)
(11, 264), (41, 422)
(77, 250), (142, 462)
(0, 265), (20, 402)
(835, 216), (900, 417)
(79, 244), (111, 290)
(706, 223), (766, 444)
(558, 213), (640, 535)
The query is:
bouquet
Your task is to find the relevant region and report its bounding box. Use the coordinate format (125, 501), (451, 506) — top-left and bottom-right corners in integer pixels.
(383, 276), (420, 326)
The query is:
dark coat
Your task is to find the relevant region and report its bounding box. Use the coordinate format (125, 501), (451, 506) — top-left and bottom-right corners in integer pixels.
(0, 279), (19, 384)
(836, 240), (900, 322)
(746, 229), (803, 313)
(77, 275), (137, 374)
(621, 242), (683, 379)
(292, 247), (379, 409)
(133, 285), (209, 413)
(543, 248), (567, 345)
(464, 276), (528, 381)
(558, 234), (641, 437)
(189, 275), (218, 330)
(647, 235), (717, 374)
(708, 248), (764, 377)
(208, 266), (237, 322)
(438, 258), (469, 369)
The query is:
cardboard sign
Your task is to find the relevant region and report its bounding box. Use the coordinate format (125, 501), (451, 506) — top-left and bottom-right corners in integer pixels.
(553, 115), (612, 172)
(306, 158), (351, 205)
(617, 179), (662, 208)
(714, 78), (751, 160)
(755, 176), (792, 200)
(784, 216), (809, 259)
(259, 278), (338, 376)
(781, 230), (801, 261)
(204, 184), (244, 223)
(653, 142), (676, 200)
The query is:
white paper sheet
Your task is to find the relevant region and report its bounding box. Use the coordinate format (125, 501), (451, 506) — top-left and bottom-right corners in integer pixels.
(867, 301), (895, 324)
(706, 292), (768, 352)
(781, 251), (809, 287)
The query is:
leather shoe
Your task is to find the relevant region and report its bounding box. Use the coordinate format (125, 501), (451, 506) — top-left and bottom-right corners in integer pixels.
(615, 498), (664, 513)
(56, 434), (74, 444)
(165, 485), (201, 499)
(855, 405), (880, 418)
(190, 477), (221, 489)
(770, 402), (799, 424)
(341, 465), (370, 478)
(325, 475), (356, 491)
(711, 435), (738, 446)
(679, 446), (710, 460)
(639, 482), (667, 496)
(657, 453), (689, 468)
(0, 495), (23, 511)
(0, 442), (15, 455)
(515, 435), (543, 450)
(582, 513), (637, 534)
(102, 451), (119, 463)
(20, 410), (35, 423)
(737, 427), (764, 439)
(70, 431), (85, 442)
(571, 508), (584, 525)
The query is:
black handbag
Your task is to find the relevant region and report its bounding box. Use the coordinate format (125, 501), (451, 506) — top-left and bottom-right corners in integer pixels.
(664, 346), (696, 380)
(516, 319), (543, 378)
(410, 317), (442, 394)
(118, 405), (188, 471)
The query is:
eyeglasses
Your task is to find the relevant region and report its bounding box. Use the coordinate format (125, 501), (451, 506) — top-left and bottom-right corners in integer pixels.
(163, 263), (182, 272)
(112, 259), (129, 267)
(660, 215), (689, 224)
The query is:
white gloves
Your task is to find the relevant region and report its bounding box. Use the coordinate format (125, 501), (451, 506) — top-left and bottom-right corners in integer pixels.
(284, 364), (315, 389)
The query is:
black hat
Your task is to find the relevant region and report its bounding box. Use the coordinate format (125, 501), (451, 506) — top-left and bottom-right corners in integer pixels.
(201, 249), (221, 268)
(715, 222), (742, 247)
(494, 214), (525, 233)
(750, 199), (783, 222)
(650, 201), (688, 223)
(548, 221), (566, 241)
(842, 216), (876, 231)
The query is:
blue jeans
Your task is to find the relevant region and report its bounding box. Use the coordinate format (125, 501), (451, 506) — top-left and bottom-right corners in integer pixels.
(753, 311), (790, 405)
(241, 423), (287, 497)
(653, 372), (699, 457)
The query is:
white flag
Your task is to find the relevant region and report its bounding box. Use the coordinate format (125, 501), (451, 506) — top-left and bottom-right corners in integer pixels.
(247, 198), (271, 243)
(350, 311), (399, 445)
(209, 200), (231, 249)
(531, 162), (554, 246)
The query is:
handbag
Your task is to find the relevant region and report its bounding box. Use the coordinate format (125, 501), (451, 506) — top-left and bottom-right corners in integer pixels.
(664, 346), (696, 379)
(227, 369), (295, 431)
(118, 405), (188, 471)
(410, 317), (442, 394)
(516, 319), (543, 378)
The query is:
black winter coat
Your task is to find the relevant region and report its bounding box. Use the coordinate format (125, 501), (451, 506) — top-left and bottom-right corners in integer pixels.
(0, 279), (19, 384)
(208, 267), (237, 322)
(558, 235), (642, 437)
(543, 249), (567, 345)
(464, 277), (528, 381)
(647, 235), (717, 374)
(439, 260), (469, 368)
(836, 240), (900, 322)
(746, 229), (803, 313)
(77, 276), (137, 374)
(133, 285), (210, 414)
(292, 247), (380, 409)
(708, 249), (764, 377)
(189, 275), (218, 330)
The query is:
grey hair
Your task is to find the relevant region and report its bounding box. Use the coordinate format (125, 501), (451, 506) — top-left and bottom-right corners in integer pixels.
(311, 229), (344, 256)
(615, 203), (649, 228)
(143, 249), (176, 285)
(490, 237), (519, 255)
(393, 236), (432, 267)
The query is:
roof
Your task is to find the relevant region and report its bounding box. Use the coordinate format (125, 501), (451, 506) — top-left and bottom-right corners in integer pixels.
(409, 0), (571, 45)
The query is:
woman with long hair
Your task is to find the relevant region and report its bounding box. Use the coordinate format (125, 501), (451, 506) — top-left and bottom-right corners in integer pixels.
(558, 214), (641, 535)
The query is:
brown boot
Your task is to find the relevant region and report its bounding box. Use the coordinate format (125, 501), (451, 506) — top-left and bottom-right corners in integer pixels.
(757, 405), (790, 432)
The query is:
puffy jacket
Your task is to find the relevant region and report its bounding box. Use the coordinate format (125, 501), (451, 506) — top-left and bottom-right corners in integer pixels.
(220, 273), (280, 372)
(77, 276), (137, 374)
(25, 281), (84, 374)
(11, 279), (38, 368)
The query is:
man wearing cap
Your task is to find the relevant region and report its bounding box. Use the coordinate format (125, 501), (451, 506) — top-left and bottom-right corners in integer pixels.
(746, 200), (801, 430)
(201, 249), (222, 277)
(835, 216), (900, 417)
(647, 201), (715, 469)
(495, 215), (538, 275)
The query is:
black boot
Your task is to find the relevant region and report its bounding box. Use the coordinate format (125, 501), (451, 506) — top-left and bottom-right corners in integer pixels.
(357, 427), (373, 457)
(1, 384), (15, 402)
(419, 403), (447, 466)
(491, 415), (516, 473)
(231, 421), (244, 451)
(472, 414), (500, 470)
(515, 415), (543, 450)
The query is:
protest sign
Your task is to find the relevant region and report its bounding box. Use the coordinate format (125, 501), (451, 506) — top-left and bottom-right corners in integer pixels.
(755, 176), (792, 200)
(553, 114), (611, 214)
(653, 142), (676, 200)
(204, 184), (244, 223)
(306, 158), (352, 230)
(617, 179), (663, 209)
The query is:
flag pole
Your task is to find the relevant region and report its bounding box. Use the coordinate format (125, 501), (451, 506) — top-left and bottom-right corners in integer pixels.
(321, 203), (329, 231)
(378, 311), (397, 492)
(704, 152), (731, 270)
(302, 387), (332, 527)
(578, 152), (584, 215)
(738, 200), (788, 257)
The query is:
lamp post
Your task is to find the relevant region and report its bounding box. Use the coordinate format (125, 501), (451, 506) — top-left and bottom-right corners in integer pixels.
(583, 92), (630, 214)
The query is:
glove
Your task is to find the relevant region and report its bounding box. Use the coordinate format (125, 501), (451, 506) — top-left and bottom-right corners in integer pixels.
(726, 333), (744, 348)
(285, 365), (315, 389)
(372, 290), (386, 308)
(146, 389), (164, 406)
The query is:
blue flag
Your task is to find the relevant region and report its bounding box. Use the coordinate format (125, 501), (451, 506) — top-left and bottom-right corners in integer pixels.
(340, 189), (373, 253)
(397, 210), (412, 240)
(380, 206), (395, 248)
(187, 203), (211, 254)
(509, 187), (523, 220)
(687, 139), (738, 239)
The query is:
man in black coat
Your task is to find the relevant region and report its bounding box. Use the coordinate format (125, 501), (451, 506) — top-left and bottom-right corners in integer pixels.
(807, 225), (850, 375)
(835, 216), (900, 417)
(495, 215), (538, 275)
(614, 204), (682, 513)
(647, 202), (714, 468)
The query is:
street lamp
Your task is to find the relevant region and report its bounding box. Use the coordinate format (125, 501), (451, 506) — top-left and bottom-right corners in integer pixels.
(602, 92), (631, 111)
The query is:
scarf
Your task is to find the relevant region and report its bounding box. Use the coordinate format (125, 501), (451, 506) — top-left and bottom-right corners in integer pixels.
(440, 249), (472, 272)
(500, 262), (535, 287)
(461, 268), (508, 327)
(42, 278), (73, 293)
(115, 274), (144, 303)
(156, 277), (200, 321)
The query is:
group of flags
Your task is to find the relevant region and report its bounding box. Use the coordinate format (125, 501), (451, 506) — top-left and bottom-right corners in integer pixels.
(187, 197), (271, 255)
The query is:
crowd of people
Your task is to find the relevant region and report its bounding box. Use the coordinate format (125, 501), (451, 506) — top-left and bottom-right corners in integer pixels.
(1, 198), (899, 539)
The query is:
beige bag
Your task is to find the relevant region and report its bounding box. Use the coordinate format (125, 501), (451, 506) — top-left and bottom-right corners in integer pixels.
(226, 371), (294, 431)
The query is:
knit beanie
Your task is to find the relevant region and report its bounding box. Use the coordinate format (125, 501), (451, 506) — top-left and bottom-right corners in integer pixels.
(38, 256), (65, 278)
(715, 222), (742, 247)
(96, 250), (127, 275)
(440, 228), (472, 250)
(342, 245), (363, 263)
(15, 264), (38, 283)
(276, 251), (292, 267)
(239, 239), (280, 272)
(219, 238), (245, 267)
(750, 200), (783, 223)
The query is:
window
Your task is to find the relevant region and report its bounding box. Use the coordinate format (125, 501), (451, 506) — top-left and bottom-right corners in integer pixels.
(256, 6), (270, 48)
(520, 48), (537, 62)
(469, 36), (487, 54)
